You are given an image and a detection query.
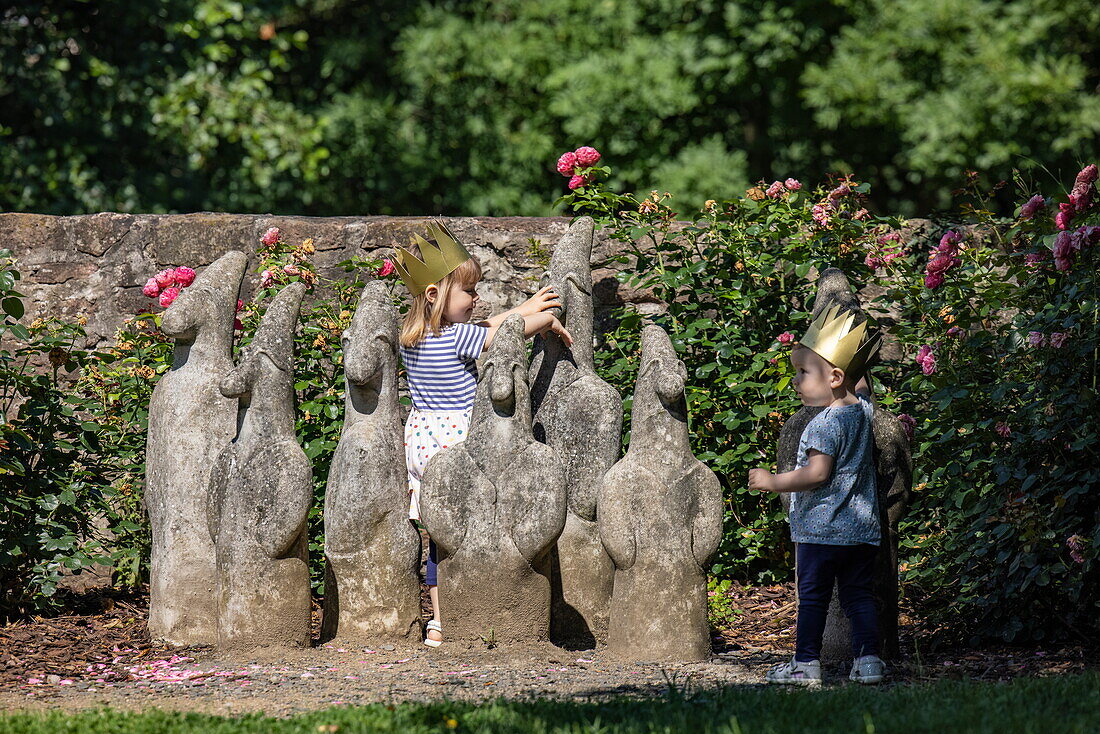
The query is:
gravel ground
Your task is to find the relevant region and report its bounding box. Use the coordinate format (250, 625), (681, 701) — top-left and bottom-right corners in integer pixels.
(0, 641), (777, 716)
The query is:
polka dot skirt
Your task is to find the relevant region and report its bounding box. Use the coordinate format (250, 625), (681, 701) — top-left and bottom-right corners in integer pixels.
(405, 407), (472, 520)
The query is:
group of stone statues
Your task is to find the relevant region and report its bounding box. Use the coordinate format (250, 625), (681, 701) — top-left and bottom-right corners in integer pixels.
(144, 217), (909, 662)
(146, 218), (724, 661)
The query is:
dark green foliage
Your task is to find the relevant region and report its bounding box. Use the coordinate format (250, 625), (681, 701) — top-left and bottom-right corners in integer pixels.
(572, 160), (1098, 644)
(4, 1), (1099, 216)
(0, 251), (145, 618)
(1, 673), (1099, 732)
(872, 177), (1100, 644)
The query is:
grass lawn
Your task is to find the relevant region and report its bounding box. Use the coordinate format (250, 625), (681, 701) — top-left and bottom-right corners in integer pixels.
(1, 672), (1097, 733)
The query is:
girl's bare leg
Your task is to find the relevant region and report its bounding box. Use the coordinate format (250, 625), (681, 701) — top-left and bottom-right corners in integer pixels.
(427, 585), (442, 642)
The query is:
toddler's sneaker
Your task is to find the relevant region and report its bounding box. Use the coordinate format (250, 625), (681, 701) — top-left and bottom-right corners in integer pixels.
(766, 658), (822, 686)
(849, 655), (886, 684)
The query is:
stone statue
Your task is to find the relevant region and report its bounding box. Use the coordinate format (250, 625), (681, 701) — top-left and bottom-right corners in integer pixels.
(419, 314), (567, 644)
(207, 282), (313, 650)
(321, 282), (420, 644)
(146, 251), (247, 645)
(599, 325), (724, 661)
(529, 216), (622, 649)
(776, 267), (912, 660)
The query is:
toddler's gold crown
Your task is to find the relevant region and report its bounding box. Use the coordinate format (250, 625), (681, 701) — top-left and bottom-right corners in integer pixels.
(799, 305), (882, 378)
(393, 221), (472, 296)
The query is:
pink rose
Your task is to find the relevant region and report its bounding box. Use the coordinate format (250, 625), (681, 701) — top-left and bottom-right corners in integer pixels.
(573, 146), (601, 167)
(765, 181), (785, 199)
(1027, 331), (1045, 348)
(1055, 204), (1073, 231)
(261, 227), (281, 247)
(995, 421), (1011, 438)
(1019, 194), (1045, 219)
(260, 269), (276, 288)
(377, 258), (396, 277)
(777, 331), (794, 345)
(1024, 251), (1047, 268)
(828, 184), (851, 200)
(939, 230), (962, 249)
(924, 272), (945, 289)
(947, 326), (963, 337)
(236, 299), (244, 312)
(897, 413), (916, 441)
(142, 278), (161, 298)
(811, 203), (830, 226)
(784, 178), (801, 191)
(916, 345), (937, 374)
(1049, 332), (1068, 348)
(283, 264), (301, 277)
(154, 269), (175, 289)
(159, 287), (180, 308)
(568, 174), (590, 191)
(865, 254), (883, 269)
(175, 266), (196, 287)
(556, 151), (578, 176)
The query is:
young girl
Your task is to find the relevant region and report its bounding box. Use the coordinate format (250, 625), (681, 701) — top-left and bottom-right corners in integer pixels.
(395, 222), (572, 646)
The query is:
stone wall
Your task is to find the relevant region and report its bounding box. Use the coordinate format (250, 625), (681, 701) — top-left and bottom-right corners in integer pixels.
(0, 213), (650, 348)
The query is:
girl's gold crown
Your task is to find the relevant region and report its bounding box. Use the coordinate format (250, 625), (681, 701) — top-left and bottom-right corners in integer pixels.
(393, 221), (472, 296)
(799, 305), (882, 377)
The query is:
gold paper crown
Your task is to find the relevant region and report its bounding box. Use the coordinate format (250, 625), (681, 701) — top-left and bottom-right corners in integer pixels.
(799, 305), (882, 378)
(393, 221), (472, 296)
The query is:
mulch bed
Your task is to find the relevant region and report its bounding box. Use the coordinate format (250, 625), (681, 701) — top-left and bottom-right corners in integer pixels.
(1, 584), (1096, 693)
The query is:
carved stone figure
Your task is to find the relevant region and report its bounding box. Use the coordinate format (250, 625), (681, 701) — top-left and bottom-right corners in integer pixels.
(420, 315), (567, 644)
(776, 267), (913, 660)
(530, 217), (622, 649)
(322, 282), (420, 644)
(207, 282), (313, 650)
(146, 251), (247, 645)
(599, 325), (724, 661)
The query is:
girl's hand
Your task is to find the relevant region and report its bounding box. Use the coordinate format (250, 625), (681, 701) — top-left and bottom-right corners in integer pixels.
(545, 316), (574, 347)
(748, 468), (776, 492)
(518, 286), (562, 316)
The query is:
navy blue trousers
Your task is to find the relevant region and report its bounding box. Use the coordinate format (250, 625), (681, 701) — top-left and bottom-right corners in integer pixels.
(795, 542), (879, 662)
(425, 539), (438, 587)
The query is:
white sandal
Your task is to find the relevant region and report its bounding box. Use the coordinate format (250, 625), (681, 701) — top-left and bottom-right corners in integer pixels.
(424, 619), (443, 647)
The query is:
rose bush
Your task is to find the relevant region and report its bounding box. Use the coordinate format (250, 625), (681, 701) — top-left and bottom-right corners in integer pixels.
(561, 158), (1098, 643)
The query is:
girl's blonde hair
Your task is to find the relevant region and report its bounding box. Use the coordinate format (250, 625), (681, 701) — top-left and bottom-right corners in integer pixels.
(398, 251), (482, 348)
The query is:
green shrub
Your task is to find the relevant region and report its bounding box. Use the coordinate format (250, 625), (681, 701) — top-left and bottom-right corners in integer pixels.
(562, 159), (1099, 643)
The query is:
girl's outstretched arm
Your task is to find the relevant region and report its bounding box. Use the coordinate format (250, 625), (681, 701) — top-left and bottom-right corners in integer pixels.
(479, 286), (560, 329)
(481, 312), (573, 349)
(477, 286), (574, 349)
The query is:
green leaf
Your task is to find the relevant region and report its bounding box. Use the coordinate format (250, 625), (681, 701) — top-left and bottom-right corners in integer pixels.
(2, 297), (24, 320)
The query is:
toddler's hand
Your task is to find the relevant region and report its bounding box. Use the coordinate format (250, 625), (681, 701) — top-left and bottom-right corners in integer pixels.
(546, 316), (574, 347)
(747, 468), (775, 492)
(518, 286), (562, 316)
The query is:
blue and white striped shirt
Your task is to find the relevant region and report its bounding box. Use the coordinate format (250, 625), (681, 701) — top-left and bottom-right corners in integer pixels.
(400, 323), (489, 411)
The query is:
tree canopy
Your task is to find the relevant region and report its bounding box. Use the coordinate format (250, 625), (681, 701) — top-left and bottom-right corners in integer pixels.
(3, 0), (1098, 216)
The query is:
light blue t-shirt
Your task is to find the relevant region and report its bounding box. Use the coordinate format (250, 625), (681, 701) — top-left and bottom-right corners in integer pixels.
(399, 323), (489, 411)
(789, 394), (881, 546)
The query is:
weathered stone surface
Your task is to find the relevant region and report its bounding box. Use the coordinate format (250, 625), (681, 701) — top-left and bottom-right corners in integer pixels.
(0, 212), (661, 352)
(599, 325), (723, 662)
(207, 282), (313, 650)
(322, 282), (421, 644)
(776, 267), (912, 661)
(420, 315), (567, 644)
(530, 217), (622, 649)
(146, 251), (247, 646)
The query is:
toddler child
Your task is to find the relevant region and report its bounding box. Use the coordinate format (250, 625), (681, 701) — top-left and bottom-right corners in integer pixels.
(748, 306), (885, 685)
(394, 222), (572, 646)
